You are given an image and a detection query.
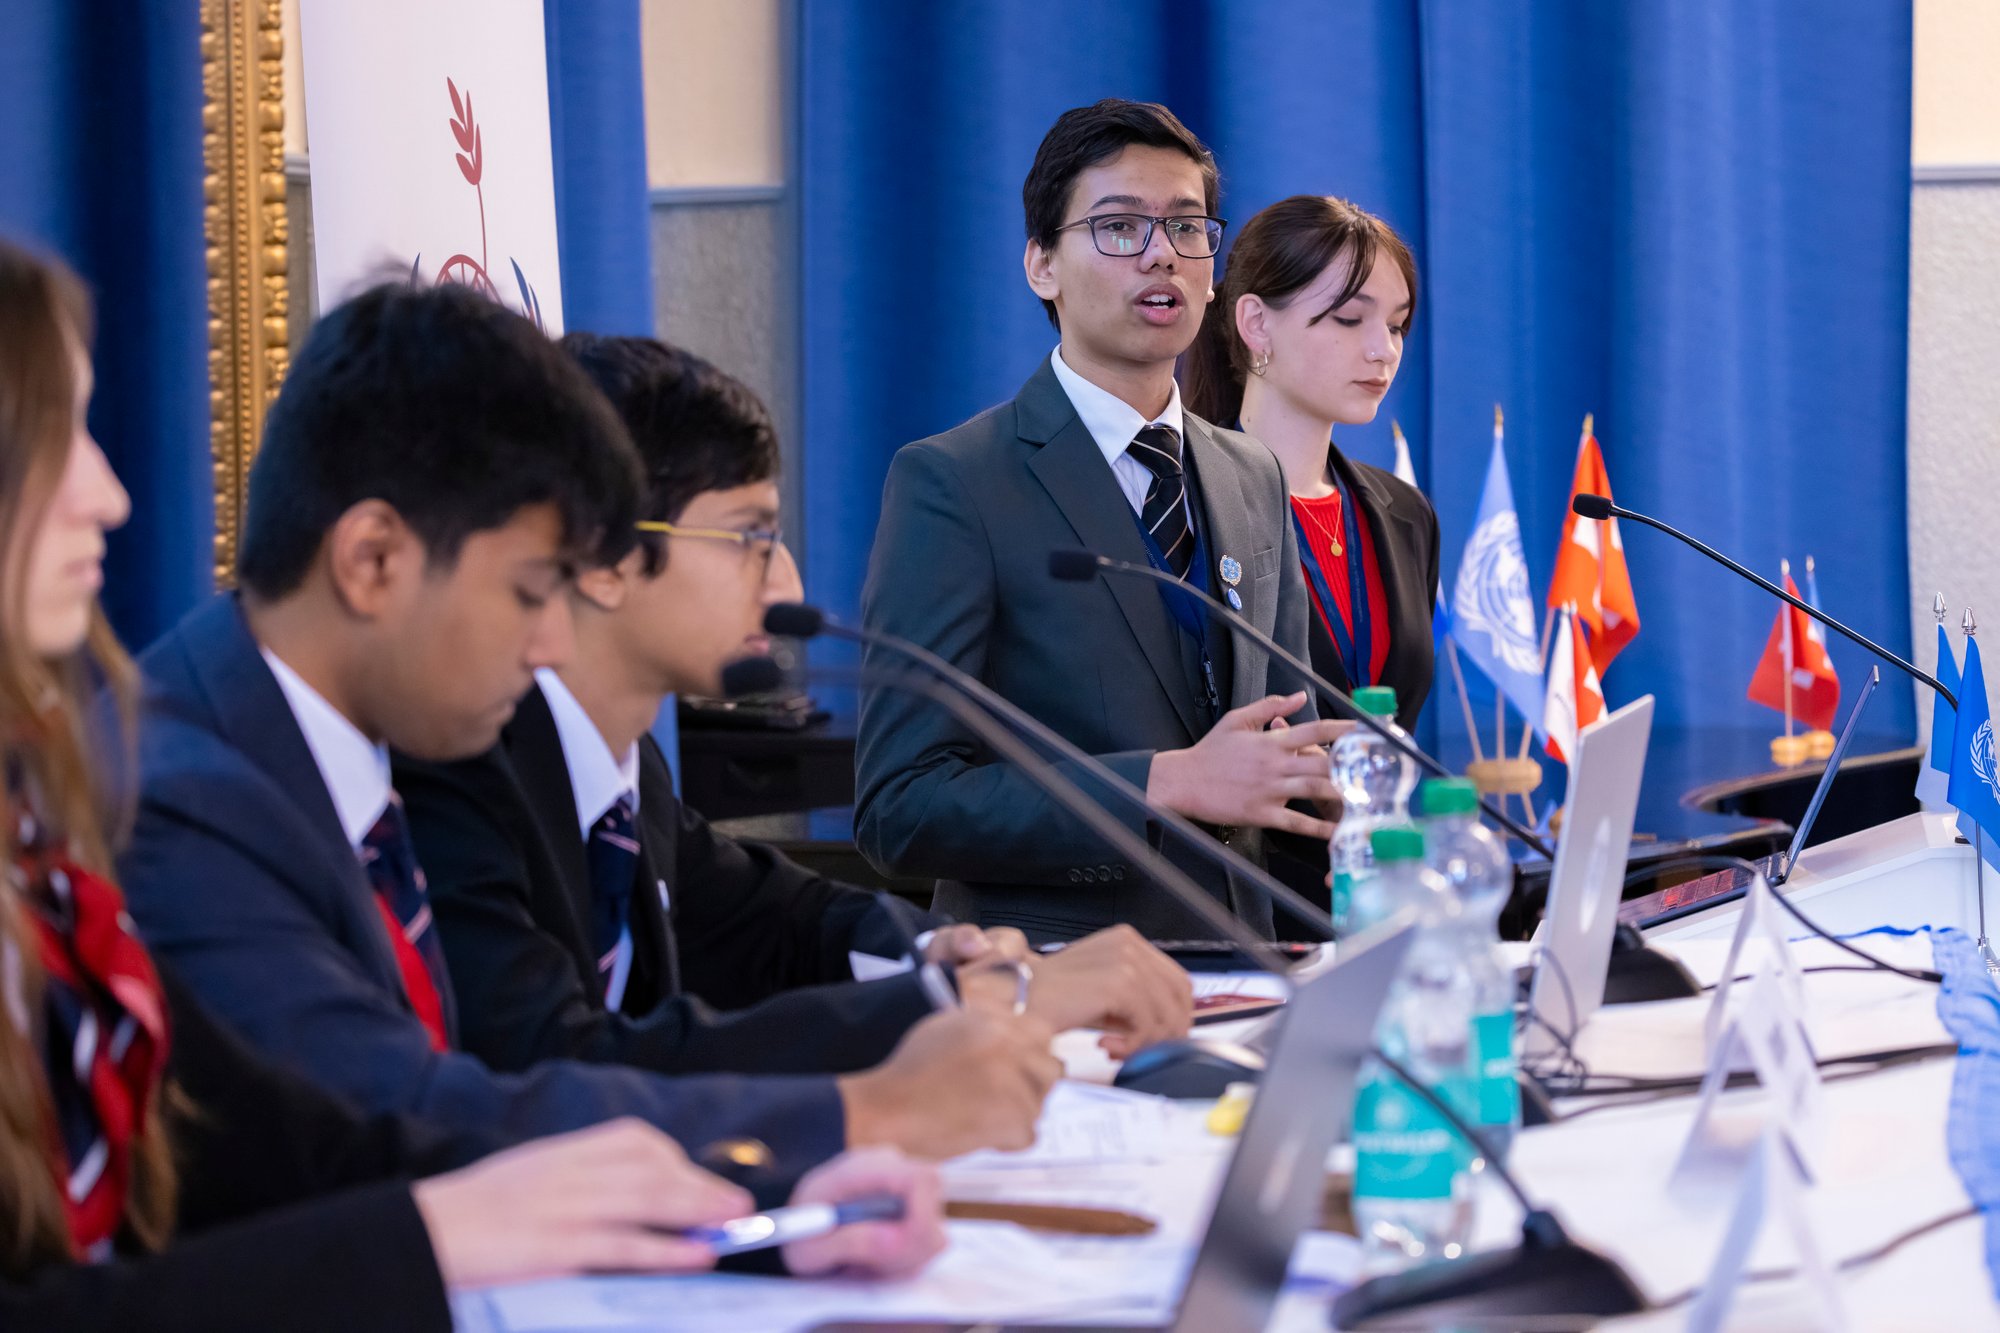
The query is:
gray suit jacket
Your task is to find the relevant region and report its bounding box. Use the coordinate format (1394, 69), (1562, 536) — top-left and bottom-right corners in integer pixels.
(854, 357), (1315, 942)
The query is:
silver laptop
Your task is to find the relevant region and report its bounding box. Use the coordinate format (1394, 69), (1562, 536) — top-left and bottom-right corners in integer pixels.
(813, 914), (1418, 1333)
(1523, 695), (1655, 1059)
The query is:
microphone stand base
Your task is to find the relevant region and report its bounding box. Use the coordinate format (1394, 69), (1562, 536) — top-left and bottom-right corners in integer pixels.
(1602, 924), (1703, 1003)
(1330, 1214), (1645, 1330)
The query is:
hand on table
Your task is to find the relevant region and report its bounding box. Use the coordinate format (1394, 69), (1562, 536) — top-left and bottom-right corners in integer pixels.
(782, 1147), (947, 1278)
(961, 924), (1193, 1059)
(838, 1006), (1061, 1158)
(412, 1119), (750, 1289)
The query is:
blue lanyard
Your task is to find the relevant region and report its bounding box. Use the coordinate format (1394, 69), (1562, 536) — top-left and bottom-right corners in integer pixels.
(1291, 473), (1372, 686)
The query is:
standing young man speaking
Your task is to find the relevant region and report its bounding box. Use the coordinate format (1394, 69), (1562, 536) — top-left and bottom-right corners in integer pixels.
(857, 100), (1342, 944)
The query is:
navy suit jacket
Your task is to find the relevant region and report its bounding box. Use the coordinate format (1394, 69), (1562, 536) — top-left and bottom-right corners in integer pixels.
(116, 594), (845, 1171)
(393, 680), (940, 1078)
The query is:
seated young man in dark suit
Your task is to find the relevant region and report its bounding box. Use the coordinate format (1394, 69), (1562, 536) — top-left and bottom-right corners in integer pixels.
(117, 281), (1060, 1171)
(856, 100), (1345, 944)
(396, 335), (1192, 1090)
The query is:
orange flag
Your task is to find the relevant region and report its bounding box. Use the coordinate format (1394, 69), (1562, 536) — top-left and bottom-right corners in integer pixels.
(1747, 570), (1840, 732)
(1543, 604), (1606, 764)
(1547, 417), (1640, 675)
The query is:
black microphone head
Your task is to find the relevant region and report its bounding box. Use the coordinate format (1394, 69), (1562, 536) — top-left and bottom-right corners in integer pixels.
(1048, 550), (1101, 582)
(719, 655), (786, 699)
(762, 602), (825, 638)
(1572, 494), (1616, 521)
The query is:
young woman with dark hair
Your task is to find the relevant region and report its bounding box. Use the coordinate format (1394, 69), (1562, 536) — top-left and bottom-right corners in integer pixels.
(1185, 195), (1440, 727)
(0, 239), (943, 1330)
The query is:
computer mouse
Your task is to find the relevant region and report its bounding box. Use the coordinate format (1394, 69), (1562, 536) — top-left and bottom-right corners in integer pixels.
(1112, 1036), (1267, 1099)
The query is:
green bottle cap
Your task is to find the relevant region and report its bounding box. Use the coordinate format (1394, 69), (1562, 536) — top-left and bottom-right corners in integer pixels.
(1370, 824), (1425, 862)
(1351, 686), (1398, 718)
(1420, 778), (1479, 816)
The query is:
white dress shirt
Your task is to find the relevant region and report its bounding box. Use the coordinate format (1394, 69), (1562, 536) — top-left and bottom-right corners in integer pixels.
(536, 667), (644, 1009)
(1049, 345), (1190, 520)
(261, 648), (391, 851)
(535, 668), (642, 838)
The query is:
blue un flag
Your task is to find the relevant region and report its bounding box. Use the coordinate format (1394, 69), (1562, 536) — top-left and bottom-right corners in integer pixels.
(1449, 425), (1545, 730)
(1948, 634), (2000, 876)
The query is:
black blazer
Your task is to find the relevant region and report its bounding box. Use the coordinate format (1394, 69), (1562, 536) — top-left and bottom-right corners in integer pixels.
(395, 682), (942, 1078)
(1303, 448), (1440, 732)
(118, 594), (846, 1173)
(1, 965), (473, 1333)
(855, 358), (1316, 944)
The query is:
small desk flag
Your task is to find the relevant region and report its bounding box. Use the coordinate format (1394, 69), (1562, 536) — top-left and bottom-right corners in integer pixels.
(1917, 620), (1961, 807)
(1948, 634), (2000, 876)
(1547, 418), (1640, 675)
(1747, 570), (1840, 732)
(1449, 411), (1545, 729)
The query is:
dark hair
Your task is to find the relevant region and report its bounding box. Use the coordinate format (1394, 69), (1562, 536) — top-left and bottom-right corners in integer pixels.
(1184, 195), (1419, 427)
(560, 334), (780, 576)
(237, 281), (642, 598)
(1022, 99), (1221, 328)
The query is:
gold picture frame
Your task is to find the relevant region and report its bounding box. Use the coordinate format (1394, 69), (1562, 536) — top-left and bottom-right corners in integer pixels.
(200, 0), (289, 587)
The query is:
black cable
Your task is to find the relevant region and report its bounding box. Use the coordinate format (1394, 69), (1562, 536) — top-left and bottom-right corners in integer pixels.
(1627, 854), (1942, 985)
(1544, 1040), (1952, 1096)
(1648, 1205), (1981, 1311)
(1700, 963), (1886, 992)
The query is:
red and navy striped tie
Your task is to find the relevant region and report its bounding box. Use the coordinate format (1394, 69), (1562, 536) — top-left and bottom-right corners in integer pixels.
(360, 793), (451, 1048)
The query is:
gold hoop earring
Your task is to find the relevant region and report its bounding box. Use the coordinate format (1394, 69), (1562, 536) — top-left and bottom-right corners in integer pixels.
(1249, 349), (1271, 377)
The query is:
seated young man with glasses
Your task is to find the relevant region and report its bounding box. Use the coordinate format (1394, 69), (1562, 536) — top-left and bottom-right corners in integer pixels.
(856, 99), (1346, 946)
(395, 336), (1193, 1144)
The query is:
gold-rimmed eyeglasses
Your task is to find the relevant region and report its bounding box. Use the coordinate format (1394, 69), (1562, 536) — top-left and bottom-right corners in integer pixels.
(635, 520), (785, 576)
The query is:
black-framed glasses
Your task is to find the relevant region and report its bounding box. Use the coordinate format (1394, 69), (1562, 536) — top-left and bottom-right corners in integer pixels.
(1054, 213), (1227, 259)
(635, 519), (785, 577)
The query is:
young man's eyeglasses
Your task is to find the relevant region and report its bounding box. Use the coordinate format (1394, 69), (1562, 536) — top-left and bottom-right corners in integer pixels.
(1052, 213), (1227, 260)
(635, 520), (785, 575)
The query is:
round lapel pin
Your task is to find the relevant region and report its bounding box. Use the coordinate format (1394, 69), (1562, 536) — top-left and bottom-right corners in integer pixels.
(1218, 554), (1243, 586)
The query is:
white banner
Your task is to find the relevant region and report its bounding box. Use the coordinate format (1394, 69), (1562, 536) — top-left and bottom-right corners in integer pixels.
(299, 0), (563, 331)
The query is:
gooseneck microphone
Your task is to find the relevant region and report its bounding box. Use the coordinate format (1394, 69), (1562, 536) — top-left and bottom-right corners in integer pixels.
(761, 602), (1339, 944)
(729, 650), (1642, 1327)
(1572, 494), (1957, 709)
(1046, 549), (1558, 860)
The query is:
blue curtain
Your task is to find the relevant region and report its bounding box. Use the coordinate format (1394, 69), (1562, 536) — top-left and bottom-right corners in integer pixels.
(545, 0), (656, 337)
(799, 0), (1914, 744)
(0, 0), (213, 651)
(544, 0), (681, 768)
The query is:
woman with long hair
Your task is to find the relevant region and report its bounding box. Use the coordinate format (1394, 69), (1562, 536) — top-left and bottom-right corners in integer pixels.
(0, 239), (942, 1330)
(1185, 195), (1439, 729)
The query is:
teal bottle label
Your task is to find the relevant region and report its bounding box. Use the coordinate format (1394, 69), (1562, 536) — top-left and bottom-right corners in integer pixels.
(1331, 871), (1353, 933)
(1472, 1011), (1519, 1129)
(1353, 1074), (1468, 1201)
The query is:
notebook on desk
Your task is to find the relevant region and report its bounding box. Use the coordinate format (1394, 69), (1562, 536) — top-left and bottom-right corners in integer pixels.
(809, 914), (1417, 1333)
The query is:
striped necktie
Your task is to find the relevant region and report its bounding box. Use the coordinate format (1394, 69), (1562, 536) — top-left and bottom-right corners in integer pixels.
(1131, 423), (1193, 580)
(360, 794), (451, 1049)
(587, 794), (640, 1003)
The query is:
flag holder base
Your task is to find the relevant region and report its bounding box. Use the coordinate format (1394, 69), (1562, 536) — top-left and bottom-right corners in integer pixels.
(1467, 757), (1542, 800)
(1802, 729), (1837, 760)
(1769, 734), (1813, 767)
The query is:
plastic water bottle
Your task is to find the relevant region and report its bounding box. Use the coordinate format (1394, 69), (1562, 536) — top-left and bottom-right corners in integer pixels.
(1351, 825), (1478, 1277)
(1327, 686), (1413, 935)
(1420, 777), (1521, 1161)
